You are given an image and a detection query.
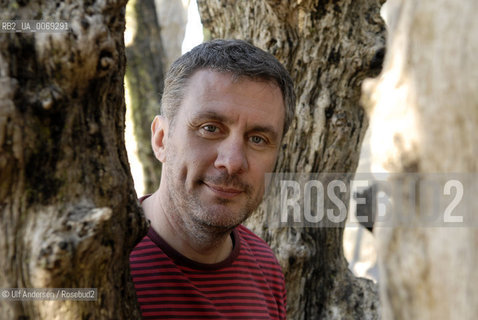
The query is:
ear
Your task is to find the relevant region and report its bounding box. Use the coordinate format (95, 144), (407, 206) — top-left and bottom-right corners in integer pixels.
(151, 115), (169, 163)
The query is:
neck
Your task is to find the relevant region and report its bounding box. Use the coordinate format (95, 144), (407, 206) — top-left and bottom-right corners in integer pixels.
(142, 190), (233, 264)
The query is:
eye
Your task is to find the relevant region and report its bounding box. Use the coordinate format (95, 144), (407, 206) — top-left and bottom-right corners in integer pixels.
(201, 124), (218, 133)
(249, 135), (266, 145)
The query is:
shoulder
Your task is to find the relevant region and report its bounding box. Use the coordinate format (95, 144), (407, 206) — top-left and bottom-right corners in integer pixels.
(236, 225), (283, 268)
(130, 233), (156, 260)
(237, 225), (271, 250)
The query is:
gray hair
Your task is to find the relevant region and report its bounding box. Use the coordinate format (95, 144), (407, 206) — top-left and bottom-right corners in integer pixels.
(161, 39), (296, 135)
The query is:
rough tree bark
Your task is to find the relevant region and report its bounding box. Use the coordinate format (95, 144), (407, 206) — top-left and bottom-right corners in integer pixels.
(363, 0), (478, 319)
(197, 1), (386, 319)
(0, 1), (147, 319)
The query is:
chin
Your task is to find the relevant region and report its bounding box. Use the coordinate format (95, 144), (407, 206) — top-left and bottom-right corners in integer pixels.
(193, 218), (239, 235)
(193, 207), (250, 231)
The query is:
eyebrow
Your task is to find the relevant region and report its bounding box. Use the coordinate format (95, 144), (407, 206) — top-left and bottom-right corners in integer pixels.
(191, 111), (229, 124)
(191, 111), (280, 142)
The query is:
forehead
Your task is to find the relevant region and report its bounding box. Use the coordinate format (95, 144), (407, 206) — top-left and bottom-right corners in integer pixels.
(178, 70), (285, 132)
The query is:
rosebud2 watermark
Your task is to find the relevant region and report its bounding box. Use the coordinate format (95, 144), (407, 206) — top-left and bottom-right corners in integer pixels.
(263, 173), (476, 228)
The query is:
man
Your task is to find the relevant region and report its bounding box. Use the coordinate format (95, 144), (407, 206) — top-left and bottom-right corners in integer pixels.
(130, 39), (295, 320)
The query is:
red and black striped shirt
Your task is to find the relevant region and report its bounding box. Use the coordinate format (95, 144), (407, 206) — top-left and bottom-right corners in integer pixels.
(130, 225), (286, 319)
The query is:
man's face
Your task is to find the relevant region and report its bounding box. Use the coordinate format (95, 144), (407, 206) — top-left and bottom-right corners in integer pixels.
(156, 70), (285, 233)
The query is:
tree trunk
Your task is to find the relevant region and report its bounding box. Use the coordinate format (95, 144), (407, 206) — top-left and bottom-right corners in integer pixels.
(363, 0), (478, 319)
(125, 0), (166, 194)
(0, 1), (148, 319)
(154, 0), (188, 69)
(126, 0), (187, 194)
(197, 1), (386, 319)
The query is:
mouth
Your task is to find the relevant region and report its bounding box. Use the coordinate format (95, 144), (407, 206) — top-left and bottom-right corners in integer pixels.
(203, 182), (244, 199)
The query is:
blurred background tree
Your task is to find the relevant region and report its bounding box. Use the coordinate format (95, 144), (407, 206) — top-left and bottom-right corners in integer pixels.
(125, 0), (188, 194)
(363, 0), (478, 319)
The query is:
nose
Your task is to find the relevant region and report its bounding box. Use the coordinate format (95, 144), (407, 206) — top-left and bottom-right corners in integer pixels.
(214, 136), (248, 175)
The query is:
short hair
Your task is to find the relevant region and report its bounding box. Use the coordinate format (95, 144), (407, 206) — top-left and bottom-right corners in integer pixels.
(161, 39), (296, 135)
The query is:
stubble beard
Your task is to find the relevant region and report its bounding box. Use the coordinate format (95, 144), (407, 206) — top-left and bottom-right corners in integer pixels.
(165, 164), (262, 240)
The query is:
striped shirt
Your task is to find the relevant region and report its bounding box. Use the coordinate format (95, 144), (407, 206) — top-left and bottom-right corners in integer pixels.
(130, 225), (286, 320)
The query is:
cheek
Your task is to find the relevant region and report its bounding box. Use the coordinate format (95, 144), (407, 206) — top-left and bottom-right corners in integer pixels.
(189, 143), (217, 165)
(181, 143), (217, 179)
(253, 151), (278, 172)
(250, 157), (276, 184)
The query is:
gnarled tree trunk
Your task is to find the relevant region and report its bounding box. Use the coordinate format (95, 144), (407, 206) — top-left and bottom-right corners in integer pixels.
(197, 0), (386, 319)
(363, 0), (478, 319)
(0, 1), (147, 319)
